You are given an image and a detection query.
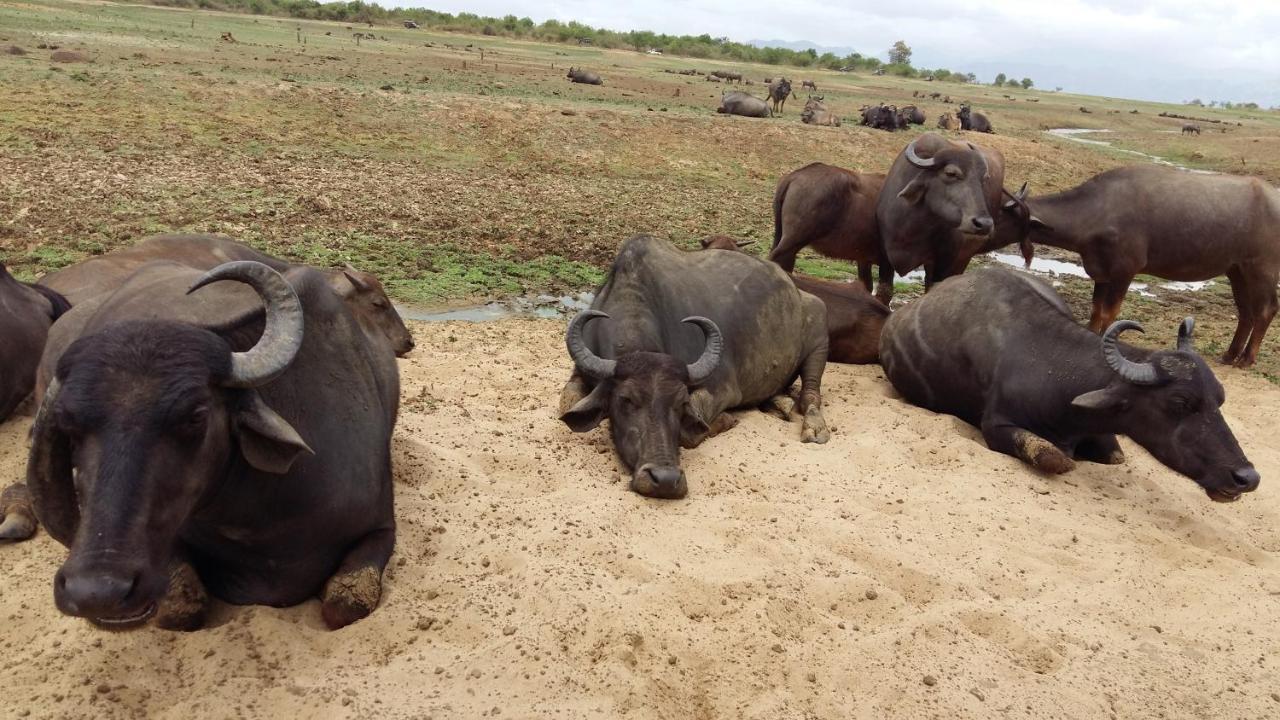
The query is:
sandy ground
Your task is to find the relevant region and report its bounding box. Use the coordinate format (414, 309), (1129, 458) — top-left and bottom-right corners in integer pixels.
(1, 317), (1279, 720)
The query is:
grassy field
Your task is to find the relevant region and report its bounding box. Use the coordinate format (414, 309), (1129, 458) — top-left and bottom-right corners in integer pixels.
(2, 0), (1280, 379)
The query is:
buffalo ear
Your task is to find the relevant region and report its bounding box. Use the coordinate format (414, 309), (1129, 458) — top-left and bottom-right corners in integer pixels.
(1070, 388), (1128, 413)
(234, 391), (314, 474)
(897, 177), (927, 205)
(1029, 215), (1052, 231)
(560, 383), (609, 433)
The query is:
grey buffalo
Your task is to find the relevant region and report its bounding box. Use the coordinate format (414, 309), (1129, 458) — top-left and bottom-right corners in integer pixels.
(717, 90), (772, 118)
(558, 235), (830, 499)
(567, 67), (603, 85)
(881, 267), (1259, 502)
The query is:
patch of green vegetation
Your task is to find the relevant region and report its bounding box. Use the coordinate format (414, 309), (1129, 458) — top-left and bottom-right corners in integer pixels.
(24, 245), (85, 271)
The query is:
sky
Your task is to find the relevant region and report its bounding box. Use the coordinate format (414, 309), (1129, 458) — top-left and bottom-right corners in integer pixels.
(411, 0), (1280, 106)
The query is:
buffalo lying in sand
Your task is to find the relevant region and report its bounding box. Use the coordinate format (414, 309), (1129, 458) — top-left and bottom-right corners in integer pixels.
(2, 260), (401, 630)
(800, 96), (841, 126)
(559, 235), (830, 499)
(881, 267), (1259, 502)
(567, 67), (603, 85)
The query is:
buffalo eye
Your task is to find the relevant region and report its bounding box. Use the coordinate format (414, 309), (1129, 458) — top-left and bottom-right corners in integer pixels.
(373, 298), (389, 309)
(1170, 394), (1200, 415)
(177, 405), (210, 437)
(943, 166), (963, 181)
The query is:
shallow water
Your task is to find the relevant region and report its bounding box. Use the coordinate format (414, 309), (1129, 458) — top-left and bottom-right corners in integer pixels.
(398, 292), (594, 322)
(1044, 128), (1216, 174)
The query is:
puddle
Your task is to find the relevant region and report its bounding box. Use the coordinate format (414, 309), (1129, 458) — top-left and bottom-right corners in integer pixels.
(1045, 128), (1216, 174)
(398, 292), (594, 322)
(988, 252), (1214, 296)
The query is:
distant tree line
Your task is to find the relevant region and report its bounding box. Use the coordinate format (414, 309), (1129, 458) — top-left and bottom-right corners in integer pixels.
(1185, 98), (1268, 111)
(140, 0), (981, 80)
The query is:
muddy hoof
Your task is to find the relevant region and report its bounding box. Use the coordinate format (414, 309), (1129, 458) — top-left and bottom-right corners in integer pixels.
(321, 567), (383, 629)
(1032, 446), (1075, 475)
(155, 562), (209, 632)
(0, 484), (37, 542)
(762, 395), (796, 421)
(1103, 449), (1126, 465)
(801, 407), (830, 444)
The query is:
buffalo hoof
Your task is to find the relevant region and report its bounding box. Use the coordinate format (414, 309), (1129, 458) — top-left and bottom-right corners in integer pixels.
(1018, 434), (1075, 475)
(1102, 449), (1126, 465)
(761, 395), (796, 421)
(321, 566), (383, 630)
(0, 484), (37, 542)
(155, 561), (210, 632)
(801, 406), (830, 444)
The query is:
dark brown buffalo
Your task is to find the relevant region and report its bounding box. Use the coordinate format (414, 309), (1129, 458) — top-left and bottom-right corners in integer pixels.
(2, 260), (400, 630)
(900, 105), (926, 125)
(40, 234), (414, 358)
(881, 267), (1259, 502)
(989, 164), (1280, 366)
(559, 235), (830, 499)
(767, 78), (794, 114)
(0, 264), (70, 426)
(877, 134), (1026, 287)
(702, 236), (888, 364)
(767, 163), (891, 303)
(957, 105), (993, 133)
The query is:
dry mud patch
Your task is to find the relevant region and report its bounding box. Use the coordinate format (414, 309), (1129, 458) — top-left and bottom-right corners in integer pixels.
(1, 318), (1278, 719)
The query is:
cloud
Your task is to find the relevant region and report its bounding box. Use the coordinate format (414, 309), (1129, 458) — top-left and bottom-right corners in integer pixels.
(413, 0), (1280, 104)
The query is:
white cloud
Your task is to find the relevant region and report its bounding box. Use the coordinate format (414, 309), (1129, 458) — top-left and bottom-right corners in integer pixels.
(411, 0), (1280, 104)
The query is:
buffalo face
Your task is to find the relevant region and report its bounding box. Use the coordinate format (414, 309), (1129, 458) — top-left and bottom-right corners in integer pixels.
(29, 262), (311, 629)
(561, 311), (723, 499)
(331, 265), (415, 356)
(897, 138), (995, 238)
(1070, 319), (1259, 502)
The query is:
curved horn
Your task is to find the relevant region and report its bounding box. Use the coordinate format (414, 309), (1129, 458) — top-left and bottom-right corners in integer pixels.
(682, 316), (723, 385)
(904, 140), (936, 168)
(1177, 317), (1196, 352)
(1102, 321), (1160, 385)
(25, 378), (79, 546)
(188, 261), (304, 388)
(1016, 181), (1029, 200)
(565, 310), (616, 380)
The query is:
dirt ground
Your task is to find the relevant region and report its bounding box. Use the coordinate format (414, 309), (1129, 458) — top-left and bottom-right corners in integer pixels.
(1, 318), (1278, 719)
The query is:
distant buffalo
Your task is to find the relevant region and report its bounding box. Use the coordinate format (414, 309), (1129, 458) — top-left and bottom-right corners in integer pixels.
(1182, 123), (1201, 135)
(801, 80), (817, 91)
(567, 67), (603, 85)
(711, 70), (742, 83)
(800, 96), (840, 127)
(937, 112), (958, 130)
(900, 105), (925, 125)
(767, 78), (794, 114)
(717, 90), (771, 118)
(958, 104), (993, 133)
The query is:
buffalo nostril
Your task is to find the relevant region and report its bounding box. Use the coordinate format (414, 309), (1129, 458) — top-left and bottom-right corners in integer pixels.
(971, 216), (994, 232)
(56, 569), (140, 616)
(648, 466), (684, 489)
(1231, 467), (1260, 491)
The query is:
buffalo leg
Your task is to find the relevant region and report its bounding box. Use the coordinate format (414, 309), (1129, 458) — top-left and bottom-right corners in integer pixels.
(1088, 279), (1131, 333)
(760, 393), (797, 420)
(857, 262), (874, 295)
(1236, 270), (1278, 368)
(155, 552), (210, 631)
(796, 338), (830, 445)
(320, 527), (395, 630)
(1074, 434), (1125, 465)
(0, 483), (36, 542)
(1222, 266), (1252, 365)
(981, 419), (1075, 474)
(874, 259), (894, 305)
(767, 243), (799, 273)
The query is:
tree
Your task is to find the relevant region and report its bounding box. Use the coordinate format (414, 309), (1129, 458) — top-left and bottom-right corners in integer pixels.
(993, 73), (1007, 86)
(887, 40), (912, 66)
(1020, 77), (1033, 89)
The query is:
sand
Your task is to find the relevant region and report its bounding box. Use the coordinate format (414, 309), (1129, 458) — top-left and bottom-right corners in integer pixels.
(1, 317), (1278, 719)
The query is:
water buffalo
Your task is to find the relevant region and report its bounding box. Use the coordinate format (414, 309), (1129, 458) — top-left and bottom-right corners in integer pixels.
(1182, 123), (1201, 135)
(801, 80), (817, 91)
(860, 103), (906, 131)
(717, 90), (771, 118)
(937, 112), (958, 130)
(767, 78), (794, 114)
(711, 70), (742, 83)
(0, 264), (70, 424)
(989, 164), (1280, 366)
(768, 163), (891, 303)
(957, 105), (993, 133)
(567, 67), (603, 85)
(558, 235), (830, 499)
(881, 267), (1260, 502)
(800, 96), (841, 127)
(900, 105), (925, 125)
(877, 133), (1013, 287)
(3, 260), (400, 630)
(702, 236), (888, 364)
(39, 234), (414, 358)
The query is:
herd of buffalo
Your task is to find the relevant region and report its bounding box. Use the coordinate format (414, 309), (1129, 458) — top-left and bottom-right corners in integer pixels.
(0, 128), (1274, 632)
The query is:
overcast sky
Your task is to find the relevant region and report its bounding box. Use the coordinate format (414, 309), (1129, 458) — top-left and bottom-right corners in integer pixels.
(414, 0), (1280, 106)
